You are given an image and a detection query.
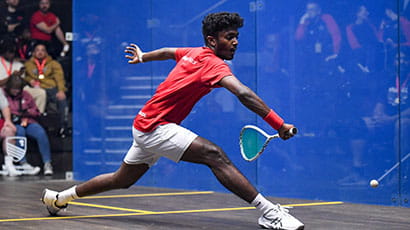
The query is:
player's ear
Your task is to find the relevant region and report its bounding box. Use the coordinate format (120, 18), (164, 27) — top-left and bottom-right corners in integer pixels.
(206, 35), (217, 48)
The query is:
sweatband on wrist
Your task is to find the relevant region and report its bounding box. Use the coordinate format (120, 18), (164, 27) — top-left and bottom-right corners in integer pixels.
(263, 109), (284, 130)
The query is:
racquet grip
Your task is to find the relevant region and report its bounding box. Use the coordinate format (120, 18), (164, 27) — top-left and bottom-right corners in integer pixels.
(287, 127), (298, 135)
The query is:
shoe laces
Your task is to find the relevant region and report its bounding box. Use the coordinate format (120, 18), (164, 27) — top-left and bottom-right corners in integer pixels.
(263, 204), (291, 223)
(273, 204), (290, 214)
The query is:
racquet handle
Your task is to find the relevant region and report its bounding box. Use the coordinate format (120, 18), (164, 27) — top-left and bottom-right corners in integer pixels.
(286, 127), (298, 135)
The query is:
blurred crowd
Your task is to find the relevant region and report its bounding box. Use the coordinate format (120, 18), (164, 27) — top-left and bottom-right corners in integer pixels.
(290, 1), (410, 183)
(0, 0), (71, 176)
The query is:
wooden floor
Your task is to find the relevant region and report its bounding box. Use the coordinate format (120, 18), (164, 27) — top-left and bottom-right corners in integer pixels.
(0, 178), (409, 230)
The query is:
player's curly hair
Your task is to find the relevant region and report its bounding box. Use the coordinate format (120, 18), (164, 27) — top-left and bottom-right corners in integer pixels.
(202, 12), (243, 45)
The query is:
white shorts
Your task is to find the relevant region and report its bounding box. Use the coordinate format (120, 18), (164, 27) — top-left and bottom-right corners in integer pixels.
(124, 123), (198, 167)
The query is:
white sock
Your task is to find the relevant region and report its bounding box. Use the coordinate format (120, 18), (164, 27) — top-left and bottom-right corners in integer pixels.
(251, 193), (274, 214)
(56, 186), (79, 206)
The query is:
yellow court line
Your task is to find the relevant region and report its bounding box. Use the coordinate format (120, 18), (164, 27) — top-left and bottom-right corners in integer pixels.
(78, 191), (214, 199)
(287, 201), (344, 207)
(0, 201), (343, 223)
(68, 201), (155, 214)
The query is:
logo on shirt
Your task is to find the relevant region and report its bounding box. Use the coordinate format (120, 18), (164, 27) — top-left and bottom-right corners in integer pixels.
(138, 111), (146, 118)
(182, 56), (197, 64)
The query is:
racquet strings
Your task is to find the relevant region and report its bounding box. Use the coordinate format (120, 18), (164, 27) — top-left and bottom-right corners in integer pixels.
(241, 127), (267, 160)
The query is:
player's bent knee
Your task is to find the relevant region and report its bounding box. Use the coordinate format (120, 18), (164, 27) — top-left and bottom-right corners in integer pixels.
(204, 145), (232, 167)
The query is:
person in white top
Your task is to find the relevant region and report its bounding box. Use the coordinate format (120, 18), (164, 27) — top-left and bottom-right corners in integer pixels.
(0, 39), (46, 113)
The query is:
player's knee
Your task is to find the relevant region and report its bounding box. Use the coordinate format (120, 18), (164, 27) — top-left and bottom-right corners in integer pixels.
(204, 145), (231, 168)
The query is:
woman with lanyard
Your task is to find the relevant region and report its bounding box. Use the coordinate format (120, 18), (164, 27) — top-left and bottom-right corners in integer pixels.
(0, 40), (47, 114)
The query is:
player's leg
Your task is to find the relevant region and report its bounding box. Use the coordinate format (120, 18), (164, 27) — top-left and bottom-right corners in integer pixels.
(75, 162), (149, 197)
(181, 136), (258, 203)
(42, 162), (149, 215)
(42, 128), (153, 215)
(181, 136), (304, 230)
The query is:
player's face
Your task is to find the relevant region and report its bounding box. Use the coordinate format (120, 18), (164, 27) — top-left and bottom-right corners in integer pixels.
(213, 29), (239, 60)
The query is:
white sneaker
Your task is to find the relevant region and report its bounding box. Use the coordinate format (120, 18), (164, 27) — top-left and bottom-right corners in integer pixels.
(258, 204), (304, 230)
(0, 165), (8, 176)
(4, 156), (22, 176)
(44, 162), (53, 175)
(19, 162), (41, 176)
(41, 189), (67, 216)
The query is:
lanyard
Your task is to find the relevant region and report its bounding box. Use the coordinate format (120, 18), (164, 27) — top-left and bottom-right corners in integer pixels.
(1, 57), (13, 76)
(18, 44), (28, 60)
(34, 58), (47, 75)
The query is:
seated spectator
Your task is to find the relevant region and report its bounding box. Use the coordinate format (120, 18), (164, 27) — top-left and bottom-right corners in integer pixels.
(29, 0), (69, 58)
(0, 0), (27, 43)
(4, 74), (52, 175)
(0, 39), (47, 113)
(16, 28), (36, 61)
(0, 88), (19, 176)
(346, 5), (383, 73)
(24, 43), (69, 137)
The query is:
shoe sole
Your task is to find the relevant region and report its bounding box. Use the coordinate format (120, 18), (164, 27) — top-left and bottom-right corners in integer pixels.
(259, 224), (304, 230)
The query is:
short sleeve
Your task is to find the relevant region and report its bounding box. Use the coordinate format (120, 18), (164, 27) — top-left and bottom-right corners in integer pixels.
(175, 48), (191, 62)
(30, 12), (42, 25)
(202, 61), (233, 87)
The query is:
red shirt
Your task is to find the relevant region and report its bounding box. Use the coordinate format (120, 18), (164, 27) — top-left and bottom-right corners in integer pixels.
(133, 47), (233, 132)
(30, 10), (58, 41)
(295, 14), (342, 54)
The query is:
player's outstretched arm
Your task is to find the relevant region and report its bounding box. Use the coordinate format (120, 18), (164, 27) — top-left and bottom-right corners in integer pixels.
(219, 75), (295, 139)
(125, 44), (177, 64)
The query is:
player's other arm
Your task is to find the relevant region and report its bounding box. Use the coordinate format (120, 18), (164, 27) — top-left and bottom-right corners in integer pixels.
(125, 44), (176, 64)
(219, 75), (295, 139)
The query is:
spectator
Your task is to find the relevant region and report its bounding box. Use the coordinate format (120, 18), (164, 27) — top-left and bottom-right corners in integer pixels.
(16, 28), (36, 61)
(380, 3), (410, 71)
(294, 1), (343, 137)
(29, 0), (69, 58)
(346, 5), (383, 73)
(0, 88), (19, 176)
(24, 43), (69, 137)
(362, 51), (410, 161)
(295, 1), (342, 78)
(0, 39), (47, 113)
(4, 74), (53, 175)
(0, 0), (27, 43)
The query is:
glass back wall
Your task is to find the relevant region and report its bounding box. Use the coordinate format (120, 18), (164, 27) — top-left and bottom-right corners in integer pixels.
(73, 0), (409, 207)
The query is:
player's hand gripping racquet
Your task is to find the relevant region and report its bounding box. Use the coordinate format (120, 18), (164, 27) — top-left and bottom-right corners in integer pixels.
(239, 125), (297, 161)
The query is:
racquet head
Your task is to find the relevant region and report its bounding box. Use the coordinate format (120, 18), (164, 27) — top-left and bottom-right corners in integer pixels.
(239, 125), (276, 161)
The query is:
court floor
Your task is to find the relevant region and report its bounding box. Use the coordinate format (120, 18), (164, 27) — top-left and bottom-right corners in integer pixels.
(0, 179), (409, 230)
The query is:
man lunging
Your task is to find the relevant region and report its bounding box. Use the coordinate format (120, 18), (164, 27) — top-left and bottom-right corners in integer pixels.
(42, 12), (303, 230)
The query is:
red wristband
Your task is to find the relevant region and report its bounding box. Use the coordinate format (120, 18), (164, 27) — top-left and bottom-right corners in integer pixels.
(263, 109), (284, 130)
